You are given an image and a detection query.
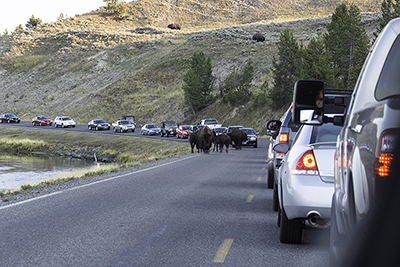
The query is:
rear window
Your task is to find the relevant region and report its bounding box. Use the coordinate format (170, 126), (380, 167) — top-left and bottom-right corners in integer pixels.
(375, 35), (400, 100)
(310, 124), (342, 143)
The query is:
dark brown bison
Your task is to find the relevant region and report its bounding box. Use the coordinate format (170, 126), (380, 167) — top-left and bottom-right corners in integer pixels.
(168, 23), (181, 30)
(228, 128), (247, 149)
(252, 33), (265, 42)
(190, 126), (213, 153)
(217, 134), (231, 153)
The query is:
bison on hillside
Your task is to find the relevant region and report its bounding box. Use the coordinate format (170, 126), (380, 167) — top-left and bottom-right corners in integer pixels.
(190, 126), (213, 153)
(252, 33), (265, 42)
(168, 23), (181, 30)
(228, 128), (247, 150)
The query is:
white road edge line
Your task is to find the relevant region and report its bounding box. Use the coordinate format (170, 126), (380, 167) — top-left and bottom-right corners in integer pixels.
(0, 154), (201, 210)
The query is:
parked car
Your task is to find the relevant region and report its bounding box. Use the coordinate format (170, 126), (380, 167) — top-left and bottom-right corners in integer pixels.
(266, 105), (300, 211)
(240, 128), (258, 148)
(213, 127), (227, 136)
(112, 120), (135, 133)
(198, 118), (222, 130)
(291, 18), (400, 264)
(118, 115), (135, 125)
(225, 125), (244, 134)
(141, 124), (161, 135)
(54, 116), (76, 128)
(176, 125), (190, 139)
(87, 119), (110, 131)
(32, 116), (52, 126)
(189, 125), (204, 135)
(160, 121), (178, 137)
(274, 122), (342, 243)
(0, 113), (20, 123)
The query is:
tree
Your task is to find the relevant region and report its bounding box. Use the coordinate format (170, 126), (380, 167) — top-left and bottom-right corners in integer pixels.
(374, 0), (400, 38)
(224, 59), (254, 105)
(26, 15), (42, 28)
(104, 0), (128, 19)
(323, 3), (370, 89)
(15, 24), (23, 32)
(268, 28), (301, 108)
(182, 51), (213, 114)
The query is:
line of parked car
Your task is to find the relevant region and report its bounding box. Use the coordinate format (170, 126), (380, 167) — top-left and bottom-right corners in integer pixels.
(265, 17), (400, 266)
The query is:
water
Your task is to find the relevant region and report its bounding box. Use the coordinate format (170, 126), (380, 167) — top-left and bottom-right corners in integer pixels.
(0, 154), (96, 190)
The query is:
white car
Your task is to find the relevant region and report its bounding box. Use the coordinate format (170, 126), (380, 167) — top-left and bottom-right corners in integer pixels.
(274, 122), (342, 244)
(141, 124), (161, 135)
(54, 116), (76, 128)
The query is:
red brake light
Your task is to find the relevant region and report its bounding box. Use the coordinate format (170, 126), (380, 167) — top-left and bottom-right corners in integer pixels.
(296, 150), (318, 171)
(279, 133), (288, 143)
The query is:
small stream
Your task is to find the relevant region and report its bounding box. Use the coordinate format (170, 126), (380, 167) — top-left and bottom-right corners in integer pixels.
(0, 154), (96, 190)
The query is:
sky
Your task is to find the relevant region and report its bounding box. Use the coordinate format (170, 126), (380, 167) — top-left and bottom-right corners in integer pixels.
(1, 0), (104, 33)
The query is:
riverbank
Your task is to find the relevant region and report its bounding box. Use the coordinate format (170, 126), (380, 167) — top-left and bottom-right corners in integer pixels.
(0, 127), (191, 198)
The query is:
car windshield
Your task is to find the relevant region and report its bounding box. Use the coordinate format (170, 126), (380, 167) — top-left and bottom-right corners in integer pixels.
(62, 117), (72, 120)
(165, 123), (177, 127)
(214, 128), (226, 133)
(310, 124), (342, 143)
(148, 124), (157, 128)
(40, 116), (49, 120)
(120, 121), (130, 125)
(242, 128), (256, 135)
(204, 119), (218, 125)
(182, 126), (190, 130)
(96, 120), (106, 123)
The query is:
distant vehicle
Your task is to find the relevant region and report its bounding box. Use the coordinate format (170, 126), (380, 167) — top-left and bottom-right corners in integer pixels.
(189, 125), (204, 135)
(176, 125), (190, 139)
(0, 113), (20, 123)
(213, 127), (227, 136)
(241, 128), (258, 148)
(274, 122), (342, 244)
(54, 116), (76, 128)
(118, 115), (135, 125)
(225, 125), (244, 134)
(112, 120), (135, 133)
(198, 118), (222, 130)
(32, 116), (52, 126)
(141, 124), (161, 135)
(160, 121), (178, 137)
(87, 119), (110, 131)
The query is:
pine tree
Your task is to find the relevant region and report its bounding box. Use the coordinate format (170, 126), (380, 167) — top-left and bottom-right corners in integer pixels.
(182, 51), (213, 114)
(224, 59), (254, 105)
(269, 28), (301, 108)
(374, 0), (400, 38)
(26, 15), (42, 28)
(324, 3), (370, 89)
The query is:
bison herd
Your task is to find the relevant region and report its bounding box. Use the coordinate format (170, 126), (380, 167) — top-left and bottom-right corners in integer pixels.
(190, 127), (248, 154)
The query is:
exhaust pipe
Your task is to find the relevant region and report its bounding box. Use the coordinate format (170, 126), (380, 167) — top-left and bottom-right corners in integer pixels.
(307, 212), (330, 228)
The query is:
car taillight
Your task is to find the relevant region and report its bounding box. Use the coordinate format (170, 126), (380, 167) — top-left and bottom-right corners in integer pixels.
(292, 150), (318, 175)
(279, 133), (288, 143)
(374, 133), (398, 196)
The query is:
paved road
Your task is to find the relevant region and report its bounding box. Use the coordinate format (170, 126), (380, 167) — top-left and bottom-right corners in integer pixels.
(0, 130), (330, 266)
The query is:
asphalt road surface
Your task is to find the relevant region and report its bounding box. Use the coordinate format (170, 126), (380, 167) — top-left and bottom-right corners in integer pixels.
(0, 122), (330, 266)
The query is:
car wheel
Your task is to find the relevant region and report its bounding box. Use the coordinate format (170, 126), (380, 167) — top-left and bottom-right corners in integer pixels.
(254, 143), (257, 148)
(279, 207), (303, 244)
(330, 197), (342, 266)
(0, 120), (2, 123)
(267, 161), (274, 189)
(96, 126), (99, 131)
(7, 120), (10, 123)
(61, 124), (64, 128)
(273, 182), (279, 212)
(88, 126), (91, 130)
(32, 122), (35, 126)
(54, 123), (58, 128)
(40, 122), (43, 126)
(113, 127), (117, 132)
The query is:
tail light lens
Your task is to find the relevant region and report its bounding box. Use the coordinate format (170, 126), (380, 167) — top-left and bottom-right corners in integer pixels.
(374, 132), (398, 196)
(292, 150), (318, 175)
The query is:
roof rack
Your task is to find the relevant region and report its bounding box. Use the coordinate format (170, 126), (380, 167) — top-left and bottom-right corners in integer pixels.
(325, 88), (353, 95)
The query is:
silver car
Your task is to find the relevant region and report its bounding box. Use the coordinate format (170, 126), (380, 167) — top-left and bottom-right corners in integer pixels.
(54, 116), (76, 128)
(274, 122), (342, 244)
(141, 124), (161, 135)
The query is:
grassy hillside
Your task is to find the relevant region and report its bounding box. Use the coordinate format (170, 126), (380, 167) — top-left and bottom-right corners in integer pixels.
(0, 0), (382, 133)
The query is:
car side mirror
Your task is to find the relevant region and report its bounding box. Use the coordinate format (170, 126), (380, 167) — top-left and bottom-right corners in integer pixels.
(293, 80), (324, 125)
(273, 143), (289, 153)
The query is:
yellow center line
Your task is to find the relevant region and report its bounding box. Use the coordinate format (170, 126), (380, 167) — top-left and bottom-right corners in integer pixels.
(212, 239), (234, 263)
(257, 177), (261, 181)
(262, 167), (266, 170)
(246, 195), (254, 202)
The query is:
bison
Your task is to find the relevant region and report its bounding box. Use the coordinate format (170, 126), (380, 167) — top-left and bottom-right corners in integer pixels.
(228, 128), (247, 150)
(252, 33), (265, 42)
(168, 23), (181, 30)
(190, 126), (213, 153)
(217, 133), (231, 153)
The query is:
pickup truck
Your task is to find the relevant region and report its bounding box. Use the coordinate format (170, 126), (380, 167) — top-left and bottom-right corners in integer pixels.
(198, 118), (222, 130)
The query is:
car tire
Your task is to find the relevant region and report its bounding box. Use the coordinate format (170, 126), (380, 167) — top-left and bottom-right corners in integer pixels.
(330, 197), (342, 266)
(279, 207), (303, 244)
(113, 127), (117, 132)
(254, 143), (257, 148)
(273, 182), (279, 212)
(54, 123), (58, 128)
(7, 120), (10, 123)
(267, 161), (274, 189)
(40, 122), (43, 126)
(88, 126), (91, 130)
(96, 126), (99, 131)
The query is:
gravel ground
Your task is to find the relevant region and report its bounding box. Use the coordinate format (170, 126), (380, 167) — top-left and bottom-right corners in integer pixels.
(0, 153), (194, 207)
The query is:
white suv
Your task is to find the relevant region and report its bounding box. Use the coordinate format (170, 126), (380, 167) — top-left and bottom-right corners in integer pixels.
(54, 116), (76, 128)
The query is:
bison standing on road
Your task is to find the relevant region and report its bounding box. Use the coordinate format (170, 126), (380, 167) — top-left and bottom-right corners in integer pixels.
(217, 134), (231, 153)
(190, 126), (213, 153)
(228, 128), (247, 149)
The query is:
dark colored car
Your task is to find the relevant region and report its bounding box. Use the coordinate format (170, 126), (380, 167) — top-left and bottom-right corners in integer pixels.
(241, 128), (258, 148)
(292, 18), (400, 265)
(160, 121), (178, 137)
(32, 116), (52, 126)
(0, 113), (20, 123)
(88, 119), (110, 131)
